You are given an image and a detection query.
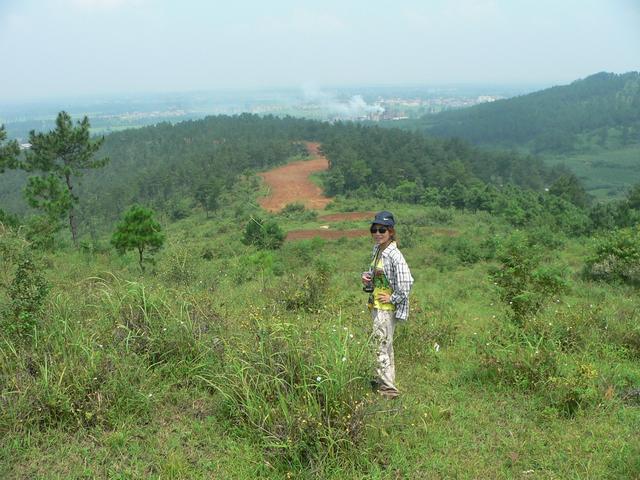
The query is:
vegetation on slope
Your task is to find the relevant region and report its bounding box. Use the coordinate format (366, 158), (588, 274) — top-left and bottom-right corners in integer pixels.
(416, 71), (640, 154)
(2, 185), (640, 477)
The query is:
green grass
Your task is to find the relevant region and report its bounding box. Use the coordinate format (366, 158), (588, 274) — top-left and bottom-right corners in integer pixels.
(2, 191), (640, 478)
(543, 144), (640, 201)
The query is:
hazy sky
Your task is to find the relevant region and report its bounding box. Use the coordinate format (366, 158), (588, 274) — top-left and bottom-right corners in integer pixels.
(1, 0), (638, 101)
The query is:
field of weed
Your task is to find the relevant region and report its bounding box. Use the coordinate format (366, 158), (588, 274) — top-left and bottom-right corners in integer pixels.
(1, 197), (640, 478)
(543, 144), (640, 201)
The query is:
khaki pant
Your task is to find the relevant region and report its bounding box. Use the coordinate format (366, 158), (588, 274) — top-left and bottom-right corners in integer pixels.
(372, 309), (398, 393)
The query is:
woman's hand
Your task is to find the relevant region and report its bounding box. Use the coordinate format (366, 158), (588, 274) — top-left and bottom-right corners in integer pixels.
(361, 271), (372, 285)
(376, 292), (392, 304)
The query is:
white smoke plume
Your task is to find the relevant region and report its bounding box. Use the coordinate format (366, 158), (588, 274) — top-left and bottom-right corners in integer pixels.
(302, 84), (384, 118)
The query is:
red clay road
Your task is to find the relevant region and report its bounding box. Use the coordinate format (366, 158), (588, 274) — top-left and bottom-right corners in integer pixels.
(258, 142), (331, 212)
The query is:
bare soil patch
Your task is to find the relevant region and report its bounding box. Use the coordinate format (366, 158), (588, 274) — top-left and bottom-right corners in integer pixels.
(258, 142), (330, 212)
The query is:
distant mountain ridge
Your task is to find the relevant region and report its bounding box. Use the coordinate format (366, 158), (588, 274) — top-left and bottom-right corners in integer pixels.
(420, 71), (640, 153)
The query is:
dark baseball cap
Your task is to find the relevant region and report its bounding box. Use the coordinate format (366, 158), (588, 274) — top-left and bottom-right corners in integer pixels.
(371, 211), (395, 227)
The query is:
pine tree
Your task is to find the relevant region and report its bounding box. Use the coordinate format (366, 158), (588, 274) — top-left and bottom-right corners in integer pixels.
(23, 112), (109, 245)
(111, 204), (165, 271)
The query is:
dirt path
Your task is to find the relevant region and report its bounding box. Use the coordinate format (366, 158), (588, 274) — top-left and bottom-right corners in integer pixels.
(258, 142), (331, 212)
(257, 143), (382, 241)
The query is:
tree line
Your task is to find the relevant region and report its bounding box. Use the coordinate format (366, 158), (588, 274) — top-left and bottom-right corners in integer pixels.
(2, 111), (639, 250)
(414, 71), (640, 153)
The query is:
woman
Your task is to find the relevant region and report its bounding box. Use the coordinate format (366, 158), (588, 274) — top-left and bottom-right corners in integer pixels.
(362, 211), (414, 399)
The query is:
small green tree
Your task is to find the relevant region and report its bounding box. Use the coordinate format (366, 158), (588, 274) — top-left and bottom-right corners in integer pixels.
(111, 205), (165, 271)
(194, 179), (221, 218)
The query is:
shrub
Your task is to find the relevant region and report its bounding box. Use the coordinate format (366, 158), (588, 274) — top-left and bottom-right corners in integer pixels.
(428, 206), (455, 225)
(584, 225), (640, 285)
(168, 197), (192, 220)
(159, 242), (199, 284)
(279, 202), (318, 221)
(543, 361), (600, 417)
(439, 236), (491, 265)
(3, 251), (50, 340)
(0, 208), (20, 228)
(242, 216), (285, 250)
(281, 237), (326, 268)
(25, 215), (61, 251)
(526, 224), (566, 250)
(490, 232), (569, 321)
(0, 223), (28, 278)
(231, 251), (284, 285)
(282, 260), (331, 312)
(397, 223), (418, 248)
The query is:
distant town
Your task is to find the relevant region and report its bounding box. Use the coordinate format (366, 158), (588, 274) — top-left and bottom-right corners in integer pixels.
(0, 85), (528, 141)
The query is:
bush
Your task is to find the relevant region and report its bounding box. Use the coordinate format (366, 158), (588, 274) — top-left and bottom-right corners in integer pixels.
(490, 232), (569, 321)
(2, 251), (50, 340)
(0, 208), (20, 228)
(242, 216), (285, 250)
(584, 225), (640, 285)
(159, 242), (199, 285)
(397, 223), (418, 248)
(439, 236), (493, 265)
(279, 202), (318, 221)
(25, 215), (62, 251)
(231, 251), (284, 285)
(526, 224), (566, 250)
(543, 361), (600, 417)
(0, 224), (28, 278)
(282, 260), (331, 312)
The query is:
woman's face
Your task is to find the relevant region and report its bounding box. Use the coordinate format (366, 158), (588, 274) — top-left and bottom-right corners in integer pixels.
(370, 223), (391, 245)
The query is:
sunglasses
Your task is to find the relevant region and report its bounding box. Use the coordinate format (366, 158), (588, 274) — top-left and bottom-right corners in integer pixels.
(370, 226), (388, 234)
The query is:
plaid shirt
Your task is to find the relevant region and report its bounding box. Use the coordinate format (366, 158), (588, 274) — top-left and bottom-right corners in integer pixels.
(371, 241), (414, 320)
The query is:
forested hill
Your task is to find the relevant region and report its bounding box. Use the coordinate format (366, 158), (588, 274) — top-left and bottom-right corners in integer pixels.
(417, 71), (640, 153)
(1, 113), (575, 239)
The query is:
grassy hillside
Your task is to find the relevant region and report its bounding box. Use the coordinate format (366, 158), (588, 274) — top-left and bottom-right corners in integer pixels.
(382, 72), (640, 201)
(2, 177), (639, 478)
(419, 71), (640, 152)
(545, 144), (640, 201)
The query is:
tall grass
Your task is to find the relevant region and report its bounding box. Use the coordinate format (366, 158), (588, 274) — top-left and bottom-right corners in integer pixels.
(197, 315), (375, 472)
